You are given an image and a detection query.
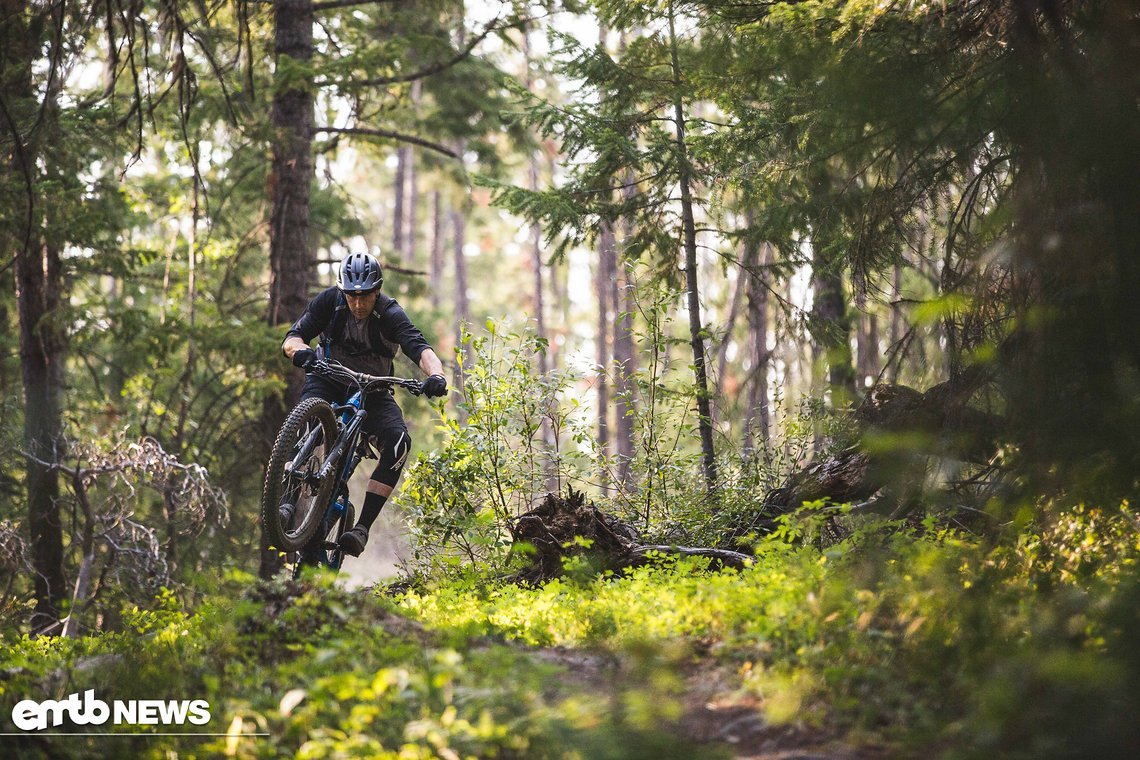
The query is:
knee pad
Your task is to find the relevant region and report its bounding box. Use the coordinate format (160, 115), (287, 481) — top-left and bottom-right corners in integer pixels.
(370, 428), (411, 487)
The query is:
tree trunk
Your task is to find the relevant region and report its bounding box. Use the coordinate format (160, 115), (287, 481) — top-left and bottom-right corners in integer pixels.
(267, 0), (314, 336)
(529, 211), (548, 373)
(263, 0), (314, 578)
(854, 280), (879, 393)
(405, 80), (421, 264)
(430, 190), (443, 311)
(448, 9), (470, 423)
(549, 187), (570, 371)
(668, 2), (717, 492)
(451, 191), (469, 425)
(405, 148), (417, 263)
(594, 20), (612, 490)
(743, 238), (771, 453)
(715, 253), (747, 397)
(889, 262), (904, 383)
(614, 177), (638, 486)
(523, 30), (556, 489)
(810, 241), (855, 406)
(596, 223), (615, 490)
(524, 32), (549, 378)
(612, 33), (638, 487)
(781, 270), (800, 451)
(169, 161), (201, 572)
(393, 145), (408, 259)
(17, 237), (66, 623)
(858, 308), (879, 391)
(613, 265), (637, 485)
(4, 1), (67, 621)
(451, 203), (470, 323)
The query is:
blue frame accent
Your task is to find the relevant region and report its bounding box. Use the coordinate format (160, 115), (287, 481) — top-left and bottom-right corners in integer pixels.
(296, 396), (369, 572)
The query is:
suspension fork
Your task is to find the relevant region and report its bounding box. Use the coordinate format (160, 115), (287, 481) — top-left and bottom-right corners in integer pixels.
(316, 408), (368, 482)
(289, 424), (323, 473)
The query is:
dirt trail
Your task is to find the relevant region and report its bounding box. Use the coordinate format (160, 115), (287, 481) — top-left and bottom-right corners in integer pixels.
(525, 646), (885, 759)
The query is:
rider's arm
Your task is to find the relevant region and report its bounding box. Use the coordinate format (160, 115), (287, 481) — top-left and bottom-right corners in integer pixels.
(282, 335), (311, 361)
(377, 299), (433, 367)
(281, 287), (337, 358)
(417, 348), (445, 378)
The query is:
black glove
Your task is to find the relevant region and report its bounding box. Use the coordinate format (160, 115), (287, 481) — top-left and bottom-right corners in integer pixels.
(423, 374), (448, 398)
(292, 348), (319, 369)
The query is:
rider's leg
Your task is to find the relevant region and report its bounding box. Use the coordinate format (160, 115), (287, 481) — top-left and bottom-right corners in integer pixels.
(300, 372), (344, 404)
(339, 394), (410, 556)
(359, 427), (410, 530)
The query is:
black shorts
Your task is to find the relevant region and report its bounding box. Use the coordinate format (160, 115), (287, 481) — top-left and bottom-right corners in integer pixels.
(300, 373), (408, 443)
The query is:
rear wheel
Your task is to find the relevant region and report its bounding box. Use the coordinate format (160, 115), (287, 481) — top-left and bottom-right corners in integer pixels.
(261, 398), (338, 551)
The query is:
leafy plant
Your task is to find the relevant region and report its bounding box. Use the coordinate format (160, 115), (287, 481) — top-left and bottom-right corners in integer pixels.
(400, 320), (596, 575)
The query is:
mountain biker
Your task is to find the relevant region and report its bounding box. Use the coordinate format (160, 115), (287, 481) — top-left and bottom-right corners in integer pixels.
(281, 251), (447, 557)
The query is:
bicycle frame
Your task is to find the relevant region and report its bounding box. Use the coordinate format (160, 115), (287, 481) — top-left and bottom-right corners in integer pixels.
(301, 390), (369, 560)
(295, 361), (423, 564)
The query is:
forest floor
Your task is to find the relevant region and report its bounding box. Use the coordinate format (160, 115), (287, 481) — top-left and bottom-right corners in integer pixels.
(342, 497), (881, 757)
(342, 531), (867, 756)
(11, 502), (1132, 758)
(527, 642), (885, 760)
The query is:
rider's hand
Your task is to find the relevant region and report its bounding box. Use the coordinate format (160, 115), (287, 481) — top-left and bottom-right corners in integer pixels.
(423, 374), (448, 398)
(292, 348), (319, 370)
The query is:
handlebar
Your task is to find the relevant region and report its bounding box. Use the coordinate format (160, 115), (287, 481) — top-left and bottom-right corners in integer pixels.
(308, 359), (424, 396)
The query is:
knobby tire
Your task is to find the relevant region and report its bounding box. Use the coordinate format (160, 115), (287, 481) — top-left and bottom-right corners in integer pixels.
(261, 397), (338, 552)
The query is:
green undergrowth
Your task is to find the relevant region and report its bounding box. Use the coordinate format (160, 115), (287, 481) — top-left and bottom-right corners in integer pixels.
(2, 505), (1136, 759)
(392, 504), (1140, 758)
(0, 574), (718, 759)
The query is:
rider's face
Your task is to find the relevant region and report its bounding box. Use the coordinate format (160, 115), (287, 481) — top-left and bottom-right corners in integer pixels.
(344, 288), (380, 320)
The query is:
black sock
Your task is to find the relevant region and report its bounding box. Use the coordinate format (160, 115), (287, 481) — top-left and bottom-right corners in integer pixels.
(358, 491), (387, 530)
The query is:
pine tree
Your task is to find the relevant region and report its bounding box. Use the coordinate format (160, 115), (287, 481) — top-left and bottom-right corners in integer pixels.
(490, 1), (724, 491)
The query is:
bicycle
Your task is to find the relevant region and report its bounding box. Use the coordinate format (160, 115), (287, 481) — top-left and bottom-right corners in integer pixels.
(260, 359), (424, 577)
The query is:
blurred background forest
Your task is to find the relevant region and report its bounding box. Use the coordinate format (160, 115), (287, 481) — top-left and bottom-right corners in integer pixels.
(0, 1), (1138, 756)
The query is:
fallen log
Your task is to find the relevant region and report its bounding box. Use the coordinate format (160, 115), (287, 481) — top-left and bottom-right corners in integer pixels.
(627, 544), (752, 569)
(735, 372), (1003, 537)
(511, 490), (751, 584)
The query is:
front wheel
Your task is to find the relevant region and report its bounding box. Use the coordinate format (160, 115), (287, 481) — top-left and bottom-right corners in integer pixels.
(261, 397), (338, 552)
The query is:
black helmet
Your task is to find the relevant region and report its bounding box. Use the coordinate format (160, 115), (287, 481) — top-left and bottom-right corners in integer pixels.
(337, 252), (383, 292)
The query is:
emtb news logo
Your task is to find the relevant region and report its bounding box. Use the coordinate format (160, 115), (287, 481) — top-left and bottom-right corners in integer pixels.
(11, 690), (211, 731)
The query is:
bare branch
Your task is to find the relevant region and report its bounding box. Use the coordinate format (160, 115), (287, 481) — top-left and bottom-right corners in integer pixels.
(313, 0), (400, 9)
(316, 126), (459, 158)
(327, 14), (525, 89)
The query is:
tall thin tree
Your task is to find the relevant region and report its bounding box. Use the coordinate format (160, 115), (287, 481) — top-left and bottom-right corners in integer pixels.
(596, 223), (615, 490)
(614, 208), (638, 486)
(668, 1), (717, 491)
(743, 235), (771, 452)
